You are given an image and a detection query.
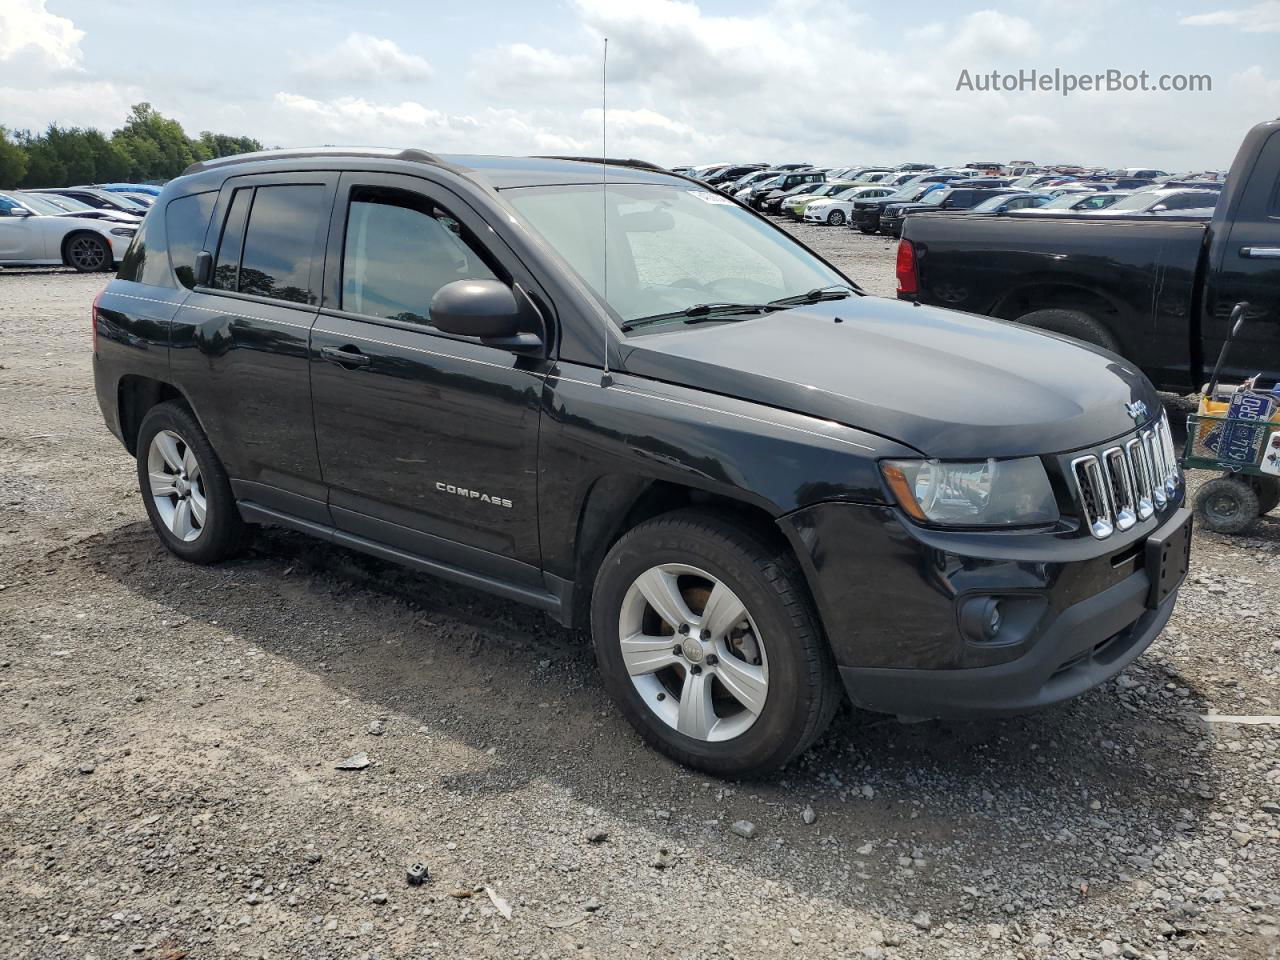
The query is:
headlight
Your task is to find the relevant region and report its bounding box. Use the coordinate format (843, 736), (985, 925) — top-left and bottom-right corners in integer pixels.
(110, 227), (136, 237)
(880, 457), (1060, 526)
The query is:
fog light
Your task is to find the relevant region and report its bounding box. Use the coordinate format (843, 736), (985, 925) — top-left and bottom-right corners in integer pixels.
(960, 596), (1003, 644)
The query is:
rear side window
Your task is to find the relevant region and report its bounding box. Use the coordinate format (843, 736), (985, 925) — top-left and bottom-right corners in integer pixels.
(340, 186), (498, 326)
(164, 191), (216, 288)
(212, 184), (325, 304)
(237, 185), (325, 303)
(213, 188), (250, 291)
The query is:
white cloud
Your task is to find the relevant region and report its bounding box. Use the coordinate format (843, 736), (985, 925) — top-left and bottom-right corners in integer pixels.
(1180, 1), (1280, 32)
(945, 10), (1042, 59)
(293, 33), (434, 86)
(0, 0), (83, 70)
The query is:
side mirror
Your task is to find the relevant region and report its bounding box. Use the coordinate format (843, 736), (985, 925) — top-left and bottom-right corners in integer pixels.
(430, 279), (543, 355)
(193, 251), (213, 286)
(0, 207), (30, 217)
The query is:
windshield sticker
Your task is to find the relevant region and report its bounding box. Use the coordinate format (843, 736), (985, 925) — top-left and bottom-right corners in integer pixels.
(687, 189), (734, 205)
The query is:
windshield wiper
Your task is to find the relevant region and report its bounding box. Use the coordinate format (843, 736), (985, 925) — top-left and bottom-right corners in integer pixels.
(620, 302), (772, 331)
(766, 284), (857, 307)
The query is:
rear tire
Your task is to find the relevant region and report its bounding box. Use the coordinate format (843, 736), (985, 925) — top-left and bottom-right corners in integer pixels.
(136, 401), (249, 563)
(1014, 308), (1120, 354)
(1249, 475), (1280, 515)
(590, 509), (841, 778)
(1194, 476), (1258, 534)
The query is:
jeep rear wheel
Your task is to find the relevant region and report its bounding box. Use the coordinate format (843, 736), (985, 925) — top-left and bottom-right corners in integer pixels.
(136, 401), (249, 563)
(591, 509), (841, 777)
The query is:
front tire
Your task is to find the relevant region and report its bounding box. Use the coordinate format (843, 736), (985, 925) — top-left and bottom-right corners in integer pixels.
(136, 401), (248, 563)
(1194, 476), (1258, 534)
(827, 209), (847, 226)
(858, 223), (877, 234)
(590, 509), (841, 777)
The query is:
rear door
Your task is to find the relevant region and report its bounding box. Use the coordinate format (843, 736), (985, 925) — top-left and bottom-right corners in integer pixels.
(309, 171), (547, 583)
(1205, 128), (1280, 382)
(169, 172), (336, 523)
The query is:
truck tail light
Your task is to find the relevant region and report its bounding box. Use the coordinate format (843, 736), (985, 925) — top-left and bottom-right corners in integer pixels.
(895, 238), (918, 297)
(91, 288), (102, 354)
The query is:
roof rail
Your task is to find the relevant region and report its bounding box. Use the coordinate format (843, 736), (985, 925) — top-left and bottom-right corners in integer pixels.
(182, 146), (443, 177)
(534, 155), (667, 172)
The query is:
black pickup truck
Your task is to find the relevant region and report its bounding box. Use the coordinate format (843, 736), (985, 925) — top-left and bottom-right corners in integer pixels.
(899, 118), (1280, 393)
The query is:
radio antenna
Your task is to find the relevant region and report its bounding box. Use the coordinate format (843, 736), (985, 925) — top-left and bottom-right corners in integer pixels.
(600, 36), (612, 387)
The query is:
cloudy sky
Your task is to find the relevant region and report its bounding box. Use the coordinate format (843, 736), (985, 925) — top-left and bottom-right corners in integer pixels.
(2, 0), (1277, 170)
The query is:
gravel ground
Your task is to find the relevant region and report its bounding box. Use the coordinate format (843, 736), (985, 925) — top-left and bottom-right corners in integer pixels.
(2, 243), (1279, 960)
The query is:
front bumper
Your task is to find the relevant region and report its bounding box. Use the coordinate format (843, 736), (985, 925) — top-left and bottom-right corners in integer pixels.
(840, 569), (1175, 716)
(778, 499), (1189, 717)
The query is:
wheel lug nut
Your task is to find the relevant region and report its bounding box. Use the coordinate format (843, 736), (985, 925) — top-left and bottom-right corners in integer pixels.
(678, 624), (689, 635)
(706, 654), (718, 665)
(700, 629), (710, 641)
(673, 645), (683, 657)
(691, 665), (702, 675)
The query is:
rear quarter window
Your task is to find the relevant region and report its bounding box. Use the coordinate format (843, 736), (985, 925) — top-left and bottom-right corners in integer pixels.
(165, 191), (216, 289)
(116, 212), (170, 287)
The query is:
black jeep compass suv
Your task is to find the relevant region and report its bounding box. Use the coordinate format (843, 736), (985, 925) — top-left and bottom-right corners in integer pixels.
(93, 148), (1191, 777)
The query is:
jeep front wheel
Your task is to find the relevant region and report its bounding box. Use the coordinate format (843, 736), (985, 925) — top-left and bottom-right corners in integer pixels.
(591, 510), (841, 777)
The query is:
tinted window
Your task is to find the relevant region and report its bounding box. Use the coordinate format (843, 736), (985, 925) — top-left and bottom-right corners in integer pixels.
(341, 187), (498, 325)
(213, 188), (250, 290)
(166, 191), (216, 288)
(117, 211), (169, 287)
(237, 184), (325, 304)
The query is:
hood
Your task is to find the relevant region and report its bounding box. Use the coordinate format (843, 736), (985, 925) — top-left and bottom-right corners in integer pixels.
(619, 298), (1160, 459)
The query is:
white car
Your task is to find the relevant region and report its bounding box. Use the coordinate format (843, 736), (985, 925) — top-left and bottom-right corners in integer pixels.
(0, 191), (137, 271)
(803, 186), (896, 225)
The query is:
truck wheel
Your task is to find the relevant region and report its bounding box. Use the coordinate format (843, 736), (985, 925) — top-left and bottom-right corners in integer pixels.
(136, 401), (249, 563)
(1014, 308), (1120, 354)
(590, 509), (841, 777)
(1249, 475), (1280, 515)
(858, 224), (877, 234)
(826, 209), (847, 226)
(1194, 476), (1259, 534)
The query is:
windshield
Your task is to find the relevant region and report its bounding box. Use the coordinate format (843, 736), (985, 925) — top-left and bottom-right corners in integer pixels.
(29, 192), (93, 212)
(972, 194), (1021, 212)
(1105, 192), (1161, 211)
(919, 190), (947, 206)
(13, 193), (69, 215)
(505, 183), (848, 327)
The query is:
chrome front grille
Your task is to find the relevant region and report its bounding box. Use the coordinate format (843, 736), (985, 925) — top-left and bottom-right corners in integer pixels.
(1071, 416), (1181, 540)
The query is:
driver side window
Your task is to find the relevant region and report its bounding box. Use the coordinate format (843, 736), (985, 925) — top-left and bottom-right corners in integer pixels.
(341, 186), (498, 327)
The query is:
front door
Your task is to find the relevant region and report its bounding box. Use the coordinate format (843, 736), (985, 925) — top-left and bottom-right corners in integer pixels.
(309, 172), (547, 585)
(1204, 127), (1280, 383)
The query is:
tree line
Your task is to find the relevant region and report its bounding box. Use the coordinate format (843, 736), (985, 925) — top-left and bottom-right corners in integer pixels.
(0, 103), (264, 190)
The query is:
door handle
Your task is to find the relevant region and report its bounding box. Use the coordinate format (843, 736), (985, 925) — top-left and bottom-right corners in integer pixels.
(1240, 246), (1280, 259)
(320, 345), (371, 368)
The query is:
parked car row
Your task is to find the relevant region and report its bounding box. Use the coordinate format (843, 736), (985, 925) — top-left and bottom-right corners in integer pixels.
(676, 160), (1224, 238)
(0, 182), (158, 271)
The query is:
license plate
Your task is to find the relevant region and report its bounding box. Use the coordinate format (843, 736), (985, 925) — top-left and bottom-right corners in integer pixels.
(1145, 507), (1192, 609)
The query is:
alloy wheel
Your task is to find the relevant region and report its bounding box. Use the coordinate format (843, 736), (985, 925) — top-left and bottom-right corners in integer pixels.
(617, 563), (768, 742)
(68, 235), (107, 271)
(147, 429), (207, 542)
